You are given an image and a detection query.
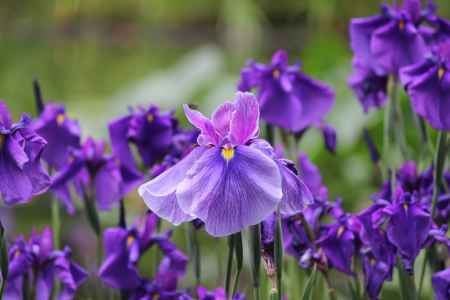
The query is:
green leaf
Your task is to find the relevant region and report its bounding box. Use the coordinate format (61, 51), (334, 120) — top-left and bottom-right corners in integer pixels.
(225, 235), (235, 298)
(232, 232), (243, 297)
(301, 265), (317, 300)
(250, 224), (261, 300)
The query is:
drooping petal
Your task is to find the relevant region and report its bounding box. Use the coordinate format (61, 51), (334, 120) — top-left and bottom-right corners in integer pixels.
(230, 92), (260, 145)
(138, 147), (206, 225)
(176, 145), (282, 236)
(277, 160), (313, 216)
(94, 159), (123, 211)
(432, 268), (450, 300)
(0, 101), (12, 129)
(108, 115), (136, 171)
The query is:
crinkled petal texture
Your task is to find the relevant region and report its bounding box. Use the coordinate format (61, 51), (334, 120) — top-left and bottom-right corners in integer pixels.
(138, 147), (206, 225)
(176, 146), (282, 237)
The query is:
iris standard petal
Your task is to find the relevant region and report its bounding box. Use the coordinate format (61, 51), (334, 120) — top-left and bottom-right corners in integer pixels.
(211, 102), (234, 138)
(230, 92), (260, 145)
(138, 147), (205, 225)
(108, 115), (136, 171)
(176, 145), (282, 237)
(183, 104), (219, 146)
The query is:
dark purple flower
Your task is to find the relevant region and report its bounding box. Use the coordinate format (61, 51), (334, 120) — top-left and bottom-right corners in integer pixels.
(350, 1), (427, 76)
(0, 101), (50, 205)
(238, 50), (335, 132)
(298, 153), (328, 200)
(197, 287), (245, 300)
(98, 212), (188, 290)
(348, 58), (388, 112)
(377, 191), (432, 272)
(52, 137), (142, 213)
(320, 123), (337, 153)
(108, 105), (175, 170)
(32, 103), (81, 170)
(432, 268), (450, 300)
(316, 217), (355, 275)
(139, 92), (312, 236)
(4, 227), (87, 300)
(400, 40), (450, 131)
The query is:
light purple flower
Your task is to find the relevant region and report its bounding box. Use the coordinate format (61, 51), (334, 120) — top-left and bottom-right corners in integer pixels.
(0, 101), (50, 205)
(139, 92), (312, 236)
(238, 50), (335, 132)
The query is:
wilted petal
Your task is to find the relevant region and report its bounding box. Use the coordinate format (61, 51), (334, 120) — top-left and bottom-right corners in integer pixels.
(138, 147), (205, 225)
(177, 146), (282, 236)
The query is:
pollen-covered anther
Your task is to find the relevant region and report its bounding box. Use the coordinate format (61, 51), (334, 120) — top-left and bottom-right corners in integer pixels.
(126, 235), (135, 247)
(337, 226), (345, 238)
(56, 113), (65, 125)
(438, 67), (445, 80)
(273, 69), (280, 79)
(221, 146), (235, 161)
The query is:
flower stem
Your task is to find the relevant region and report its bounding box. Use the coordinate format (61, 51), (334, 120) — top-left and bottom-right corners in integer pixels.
(52, 199), (61, 249)
(118, 200), (126, 229)
(274, 210), (283, 300)
(188, 223), (201, 286)
(0, 222), (8, 299)
(232, 232), (243, 298)
(33, 79), (44, 115)
(431, 132), (449, 217)
(225, 235), (235, 298)
(249, 224), (261, 300)
(417, 250), (429, 299)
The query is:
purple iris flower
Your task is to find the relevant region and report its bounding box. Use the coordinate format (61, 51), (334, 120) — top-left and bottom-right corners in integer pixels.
(139, 92), (312, 237)
(32, 103), (81, 170)
(349, 0), (427, 76)
(316, 216), (355, 275)
(348, 58), (388, 112)
(237, 50), (335, 132)
(320, 123), (337, 154)
(0, 101), (50, 205)
(375, 190), (432, 272)
(298, 153), (328, 201)
(108, 105), (175, 170)
(432, 268), (450, 300)
(197, 287), (245, 300)
(351, 205), (395, 299)
(52, 137), (142, 213)
(98, 212), (188, 290)
(5, 227), (87, 300)
(400, 40), (450, 131)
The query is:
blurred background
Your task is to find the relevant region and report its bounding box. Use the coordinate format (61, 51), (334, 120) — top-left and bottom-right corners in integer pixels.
(1, 0), (449, 299)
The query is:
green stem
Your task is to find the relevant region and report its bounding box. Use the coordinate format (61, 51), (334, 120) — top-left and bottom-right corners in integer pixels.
(232, 232), (243, 298)
(188, 223), (201, 286)
(52, 199), (61, 249)
(397, 258), (417, 300)
(249, 224), (261, 300)
(274, 210), (283, 300)
(0, 223), (8, 299)
(431, 132), (449, 217)
(225, 235), (235, 298)
(417, 250), (428, 299)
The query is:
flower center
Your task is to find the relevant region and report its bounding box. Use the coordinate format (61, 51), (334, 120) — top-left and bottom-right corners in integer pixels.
(221, 146), (235, 161)
(56, 113), (65, 125)
(147, 113), (154, 123)
(127, 235), (135, 247)
(438, 67), (445, 80)
(398, 20), (405, 31)
(273, 69), (280, 79)
(336, 226), (345, 238)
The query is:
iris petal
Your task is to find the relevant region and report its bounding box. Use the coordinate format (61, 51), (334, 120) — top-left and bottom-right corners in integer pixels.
(176, 145), (282, 237)
(138, 147), (205, 225)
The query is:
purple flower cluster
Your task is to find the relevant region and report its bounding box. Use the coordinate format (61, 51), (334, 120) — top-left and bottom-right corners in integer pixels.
(5, 227), (87, 300)
(348, 0), (450, 130)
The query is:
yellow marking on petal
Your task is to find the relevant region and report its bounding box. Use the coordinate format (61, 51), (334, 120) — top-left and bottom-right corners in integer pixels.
(56, 113), (65, 125)
(152, 294), (160, 300)
(370, 258), (376, 266)
(221, 147), (235, 161)
(337, 226), (345, 238)
(147, 113), (154, 123)
(115, 158), (121, 167)
(127, 235), (135, 247)
(399, 20), (405, 30)
(273, 69), (280, 79)
(14, 249), (21, 259)
(438, 67), (445, 80)
(0, 134), (4, 149)
(403, 203), (408, 212)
